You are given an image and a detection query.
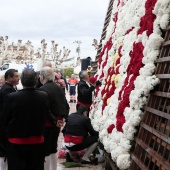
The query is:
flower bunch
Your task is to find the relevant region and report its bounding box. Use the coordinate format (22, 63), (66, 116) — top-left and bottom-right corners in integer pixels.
(90, 0), (170, 169)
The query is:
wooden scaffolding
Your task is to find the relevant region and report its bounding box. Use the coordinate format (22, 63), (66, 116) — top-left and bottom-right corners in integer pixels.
(93, 0), (170, 169)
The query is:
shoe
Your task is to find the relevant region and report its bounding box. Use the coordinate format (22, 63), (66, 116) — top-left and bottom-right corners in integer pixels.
(69, 100), (73, 103)
(90, 157), (98, 165)
(71, 153), (81, 163)
(74, 100), (76, 103)
(66, 152), (74, 162)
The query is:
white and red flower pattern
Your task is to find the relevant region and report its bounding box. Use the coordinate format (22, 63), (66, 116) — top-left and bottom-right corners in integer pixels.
(90, 0), (170, 169)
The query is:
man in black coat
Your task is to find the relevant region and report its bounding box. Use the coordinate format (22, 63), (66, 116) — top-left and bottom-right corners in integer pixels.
(77, 70), (101, 115)
(0, 69), (19, 169)
(39, 66), (67, 170)
(0, 69), (49, 170)
(63, 105), (99, 164)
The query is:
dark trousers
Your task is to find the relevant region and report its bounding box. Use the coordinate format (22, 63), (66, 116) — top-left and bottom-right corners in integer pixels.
(7, 143), (44, 170)
(66, 136), (98, 151)
(44, 126), (60, 156)
(70, 86), (76, 96)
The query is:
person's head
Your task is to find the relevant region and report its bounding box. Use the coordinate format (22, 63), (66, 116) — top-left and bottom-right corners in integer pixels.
(21, 69), (37, 88)
(43, 60), (52, 68)
(0, 75), (5, 87)
(5, 69), (19, 86)
(71, 74), (75, 79)
(79, 70), (89, 82)
(40, 67), (55, 85)
(77, 105), (88, 116)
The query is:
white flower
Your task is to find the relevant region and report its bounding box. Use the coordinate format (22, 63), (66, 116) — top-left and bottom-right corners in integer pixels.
(111, 146), (126, 162)
(160, 14), (170, 29)
(117, 154), (131, 170)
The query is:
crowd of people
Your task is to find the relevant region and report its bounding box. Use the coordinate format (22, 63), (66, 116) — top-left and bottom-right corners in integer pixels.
(0, 61), (101, 170)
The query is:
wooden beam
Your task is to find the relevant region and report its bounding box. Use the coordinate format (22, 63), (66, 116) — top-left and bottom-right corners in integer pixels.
(141, 123), (170, 145)
(131, 154), (149, 170)
(145, 106), (170, 120)
(135, 138), (170, 170)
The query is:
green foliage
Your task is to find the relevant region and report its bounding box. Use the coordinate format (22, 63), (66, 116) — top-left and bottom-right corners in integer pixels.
(63, 68), (74, 78)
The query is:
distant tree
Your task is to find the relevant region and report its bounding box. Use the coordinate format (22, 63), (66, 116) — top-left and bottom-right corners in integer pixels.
(63, 68), (74, 78)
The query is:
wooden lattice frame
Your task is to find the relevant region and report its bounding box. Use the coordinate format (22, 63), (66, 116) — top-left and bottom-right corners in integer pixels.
(91, 0), (114, 75)
(131, 24), (170, 170)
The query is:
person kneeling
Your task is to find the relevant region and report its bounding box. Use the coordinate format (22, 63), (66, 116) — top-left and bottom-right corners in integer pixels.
(62, 105), (99, 164)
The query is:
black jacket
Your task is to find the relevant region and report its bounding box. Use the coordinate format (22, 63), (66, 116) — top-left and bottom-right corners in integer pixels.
(0, 82), (17, 114)
(0, 88), (49, 138)
(63, 111), (99, 138)
(40, 81), (67, 119)
(77, 80), (95, 104)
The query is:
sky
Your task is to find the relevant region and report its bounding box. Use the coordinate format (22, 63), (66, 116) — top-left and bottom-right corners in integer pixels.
(0, 0), (109, 61)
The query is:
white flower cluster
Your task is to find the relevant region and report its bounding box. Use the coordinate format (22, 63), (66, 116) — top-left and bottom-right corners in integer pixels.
(90, 0), (170, 169)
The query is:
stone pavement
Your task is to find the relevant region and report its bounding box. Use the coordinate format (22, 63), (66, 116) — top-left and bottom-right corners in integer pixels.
(56, 96), (104, 170)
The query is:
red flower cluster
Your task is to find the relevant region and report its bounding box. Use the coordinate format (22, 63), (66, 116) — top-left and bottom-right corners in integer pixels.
(89, 76), (97, 84)
(116, 42), (144, 132)
(137, 0), (157, 36)
(107, 124), (115, 133)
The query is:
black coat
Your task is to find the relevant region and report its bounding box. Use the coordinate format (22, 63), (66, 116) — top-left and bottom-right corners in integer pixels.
(0, 82), (17, 114)
(63, 111), (99, 138)
(39, 81), (67, 119)
(77, 80), (95, 104)
(0, 88), (49, 138)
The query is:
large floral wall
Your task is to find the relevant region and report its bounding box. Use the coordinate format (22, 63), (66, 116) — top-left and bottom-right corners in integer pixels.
(90, 0), (170, 169)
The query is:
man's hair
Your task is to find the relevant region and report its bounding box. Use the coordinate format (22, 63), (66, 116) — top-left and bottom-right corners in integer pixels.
(77, 105), (88, 114)
(21, 69), (37, 87)
(5, 69), (18, 80)
(40, 67), (55, 81)
(79, 71), (87, 80)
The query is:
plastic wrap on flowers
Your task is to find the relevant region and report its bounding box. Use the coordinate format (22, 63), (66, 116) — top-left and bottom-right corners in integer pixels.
(58, 149), (85, 159)
(58, 149), (67, 159)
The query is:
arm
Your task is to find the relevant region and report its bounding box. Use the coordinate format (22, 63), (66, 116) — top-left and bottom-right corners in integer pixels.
(64, 78), (68, 91)
(78, 83), (95, 96)
(85, 118), (99, 137)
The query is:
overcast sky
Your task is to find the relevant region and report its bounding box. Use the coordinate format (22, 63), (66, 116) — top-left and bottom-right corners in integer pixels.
(0, 0), (109, 60)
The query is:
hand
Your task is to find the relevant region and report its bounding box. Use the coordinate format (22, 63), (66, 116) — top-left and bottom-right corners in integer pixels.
(57, 119), (64, 128)
(90, 82), (96, 87)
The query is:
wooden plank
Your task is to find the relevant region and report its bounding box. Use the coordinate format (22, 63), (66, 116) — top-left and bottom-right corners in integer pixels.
(153, 91), (170, 98)
(152, 136), (170, 150)
(155, 121), (170, 131)
(141, 123), (170, 145)
(156, 74), (170, 79)
(135, 138), (170, 170)
(166, 25), (170, 30)
(156, 56), (170, 63)
(162, 40), (170, 47)
(131, 154), (149, 170)
(145, 107), (170, 120)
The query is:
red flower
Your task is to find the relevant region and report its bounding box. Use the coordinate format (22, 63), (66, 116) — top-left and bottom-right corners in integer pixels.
(89, 76), (97, 84)
(107, 124), (115, 133)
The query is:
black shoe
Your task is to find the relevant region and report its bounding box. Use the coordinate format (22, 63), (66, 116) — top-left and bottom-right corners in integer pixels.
(74, 100), (76, 103)
(90, 157), (98, 165)
(66, 152), (74, 162)
(69, 100), (73, 103)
